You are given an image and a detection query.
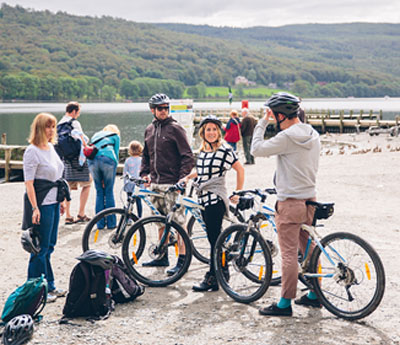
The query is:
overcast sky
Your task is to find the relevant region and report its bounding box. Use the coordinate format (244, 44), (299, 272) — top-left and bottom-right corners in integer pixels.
(3, 0), (400, 27)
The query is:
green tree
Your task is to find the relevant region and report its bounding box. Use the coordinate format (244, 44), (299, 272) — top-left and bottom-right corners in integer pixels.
(101, 85), (116, 101)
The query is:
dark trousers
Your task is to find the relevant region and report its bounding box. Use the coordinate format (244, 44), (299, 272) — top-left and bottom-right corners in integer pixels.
(243, 135), (255, 164)
(201, 200), (226, 275)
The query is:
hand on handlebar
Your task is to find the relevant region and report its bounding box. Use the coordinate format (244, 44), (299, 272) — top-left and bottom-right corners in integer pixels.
(142, 175), (151, 187)
(229, 193), (240, 204)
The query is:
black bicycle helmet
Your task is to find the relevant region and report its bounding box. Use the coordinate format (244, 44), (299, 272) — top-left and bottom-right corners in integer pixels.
(21, 227), (40, 255)
(265, 92), (300, 118)
(199, 115), (222, 129)
(2, 314), (34, 345)
(76, 250), (115, 270)
(148, 93), (170, 109)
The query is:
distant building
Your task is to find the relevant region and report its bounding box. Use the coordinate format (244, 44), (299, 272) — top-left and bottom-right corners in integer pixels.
(235, 76), (249, 86)
(235, 76), (256, 86)
(283, 82), (294, 90)
(268, 83), (278, 89)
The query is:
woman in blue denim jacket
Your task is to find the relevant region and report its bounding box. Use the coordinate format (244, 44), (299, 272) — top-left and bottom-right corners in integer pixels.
(87, 124), (120, 229)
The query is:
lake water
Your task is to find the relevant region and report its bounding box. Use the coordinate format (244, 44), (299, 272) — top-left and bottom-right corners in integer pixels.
(1, 98), (399, 146)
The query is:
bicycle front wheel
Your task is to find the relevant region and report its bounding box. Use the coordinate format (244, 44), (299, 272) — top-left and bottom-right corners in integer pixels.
(82, 208), (143, 257)
(122, 216), (192, 287)
(214, 224), (272, 303)
(188, 205), (244, 264)
(309, 232), (385, 320)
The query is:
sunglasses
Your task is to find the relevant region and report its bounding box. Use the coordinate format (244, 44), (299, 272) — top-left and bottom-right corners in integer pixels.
(156, 106), (169, 111)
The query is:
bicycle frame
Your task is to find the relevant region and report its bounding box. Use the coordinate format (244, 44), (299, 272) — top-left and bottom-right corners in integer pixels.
(300, 223), (342, 280)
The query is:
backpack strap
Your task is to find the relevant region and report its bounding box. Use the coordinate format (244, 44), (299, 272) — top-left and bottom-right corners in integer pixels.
(90, 133), (117, 146)
(32, 275), (48, 320)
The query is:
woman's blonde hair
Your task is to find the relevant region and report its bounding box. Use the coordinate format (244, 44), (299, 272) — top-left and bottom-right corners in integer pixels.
(230, 110), (238, 117)
(103, 124), (120, 135)
(199, 122), (222, 152)
(128, 140), (143, 156)
(28, 112), (57, 146)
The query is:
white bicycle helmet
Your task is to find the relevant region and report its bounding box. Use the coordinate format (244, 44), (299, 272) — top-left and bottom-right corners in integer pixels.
(2, 314), (34, 345)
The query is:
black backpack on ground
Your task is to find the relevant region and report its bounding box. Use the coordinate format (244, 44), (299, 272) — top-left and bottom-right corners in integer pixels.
(62, 261), (112, 320)
(110, 255), (145, 304)
(55, 119), (81, 162)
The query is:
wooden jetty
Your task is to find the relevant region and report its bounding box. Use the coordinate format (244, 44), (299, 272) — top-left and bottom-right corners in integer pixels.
(194, 108), (400, 134)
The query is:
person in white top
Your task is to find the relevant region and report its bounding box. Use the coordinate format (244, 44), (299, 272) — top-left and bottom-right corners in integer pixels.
(23, 112), (67, 302)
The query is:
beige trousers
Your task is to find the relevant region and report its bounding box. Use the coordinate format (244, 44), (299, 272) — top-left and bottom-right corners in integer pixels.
(275, 197), (315, 299)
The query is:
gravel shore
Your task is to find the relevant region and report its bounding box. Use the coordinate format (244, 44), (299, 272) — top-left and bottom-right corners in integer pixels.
(1, 132), (399, 345)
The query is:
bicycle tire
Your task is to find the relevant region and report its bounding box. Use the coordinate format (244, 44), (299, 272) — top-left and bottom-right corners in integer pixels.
(188, 205), (244, 264)
(214, 224), (272, 304)
(82, 207), (143, 257)
(308, 232), (385, 320)
(233, 217), (282, 286)
(122, 216), (192, 287)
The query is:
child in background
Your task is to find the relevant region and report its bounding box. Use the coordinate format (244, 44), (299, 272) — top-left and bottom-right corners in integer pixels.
(123, 140), (143, 218)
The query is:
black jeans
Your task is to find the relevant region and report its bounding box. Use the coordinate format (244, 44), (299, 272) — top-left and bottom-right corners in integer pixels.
(201, 200), (226, 275)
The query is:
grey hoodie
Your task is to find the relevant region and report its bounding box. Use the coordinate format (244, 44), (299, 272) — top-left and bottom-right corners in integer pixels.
(251, 118), (320, 201)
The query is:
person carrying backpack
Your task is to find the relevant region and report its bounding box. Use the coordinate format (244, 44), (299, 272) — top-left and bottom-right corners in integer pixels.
(87, 125), (120, 230)
(57, 102), (92, 225)
(223, 110), (241, 151)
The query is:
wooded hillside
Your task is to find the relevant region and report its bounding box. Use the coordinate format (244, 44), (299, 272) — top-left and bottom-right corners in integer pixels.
(1, 4), (399, 100)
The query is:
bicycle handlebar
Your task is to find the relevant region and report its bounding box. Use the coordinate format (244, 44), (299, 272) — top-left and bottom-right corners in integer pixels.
(122, 173), (148, 186)
(166, 182), (186, 194)
(230, 188), (276, 199)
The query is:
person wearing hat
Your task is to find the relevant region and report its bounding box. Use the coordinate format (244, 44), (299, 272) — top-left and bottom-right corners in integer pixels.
(180, 115), (244, 291)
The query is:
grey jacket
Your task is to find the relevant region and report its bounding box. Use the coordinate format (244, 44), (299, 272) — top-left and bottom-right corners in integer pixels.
(194, 175), (229, 216)
(251, 118), (320, 201)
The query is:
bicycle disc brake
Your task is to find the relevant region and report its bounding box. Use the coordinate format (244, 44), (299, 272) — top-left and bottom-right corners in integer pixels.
(148, 243), (166, 260)
(108, 230), (123, 249)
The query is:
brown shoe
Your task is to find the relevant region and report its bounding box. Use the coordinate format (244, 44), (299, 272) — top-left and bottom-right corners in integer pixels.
(65, 217), (76, 225)
(76, 215), (91, 223)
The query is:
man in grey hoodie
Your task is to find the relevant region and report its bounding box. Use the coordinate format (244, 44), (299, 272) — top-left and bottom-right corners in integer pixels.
(251, 92), (321, 317)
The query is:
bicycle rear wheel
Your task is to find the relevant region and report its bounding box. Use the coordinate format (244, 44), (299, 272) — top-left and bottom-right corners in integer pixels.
(214, 224), (272, 303)
(188, 205), (244, 264)
(122, 216), (192, 287)
(82, 208), (143, 257)
(309, 232), (385, 320)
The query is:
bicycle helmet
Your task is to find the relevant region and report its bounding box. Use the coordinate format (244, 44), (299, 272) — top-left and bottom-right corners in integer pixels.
(76, 250), (115, 270)
(21, 227), (40, 255)
(264, 92), (300, 118)
(2, 314), (34, 345)
(199, 115), (222, 129)
(148, 93), (170, 109)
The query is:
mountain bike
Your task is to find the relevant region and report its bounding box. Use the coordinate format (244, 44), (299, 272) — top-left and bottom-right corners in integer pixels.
(122, 183), (198, 287)
(213, 189), (277, 303)
(81, 177), (162, 256)
(216, 197), (386, 320)
(82, 176), (241, 262)
(186, 184), (245, 264)
(296, 200), (385, 320)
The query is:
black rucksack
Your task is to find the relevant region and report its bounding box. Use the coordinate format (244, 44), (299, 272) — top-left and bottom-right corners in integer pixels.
(110, 255), (145, 304)
(55, 119), (81, 162)
(62, 261), (112, 319)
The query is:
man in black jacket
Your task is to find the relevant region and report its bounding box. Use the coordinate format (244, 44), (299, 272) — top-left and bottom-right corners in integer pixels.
(140, 93), (194, 274)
